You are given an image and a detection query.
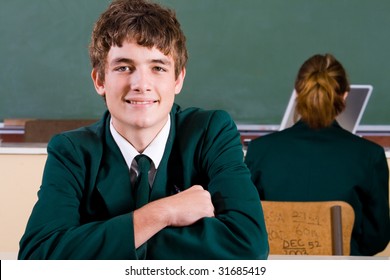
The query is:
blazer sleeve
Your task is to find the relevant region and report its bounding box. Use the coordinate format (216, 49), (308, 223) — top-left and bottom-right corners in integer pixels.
(147, 110), (269, 259)
(358, 146), (390, 255)
(18, 134), (139, 260)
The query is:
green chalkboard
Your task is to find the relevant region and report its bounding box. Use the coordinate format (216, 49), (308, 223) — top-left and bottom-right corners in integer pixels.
(1, 0), (389, 125)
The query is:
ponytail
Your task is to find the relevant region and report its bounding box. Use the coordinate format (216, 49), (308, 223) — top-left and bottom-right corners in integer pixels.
(294, 54), (350, 129)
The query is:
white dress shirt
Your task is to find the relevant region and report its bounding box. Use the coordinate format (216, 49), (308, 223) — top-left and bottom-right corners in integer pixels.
(110, 116), (171, 187)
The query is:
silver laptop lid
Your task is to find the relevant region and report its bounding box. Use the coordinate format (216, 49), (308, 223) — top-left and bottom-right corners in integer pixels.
(279, 84), (373, 134)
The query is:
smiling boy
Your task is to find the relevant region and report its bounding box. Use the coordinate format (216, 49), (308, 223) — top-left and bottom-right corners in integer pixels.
(18, 0), (269, 260)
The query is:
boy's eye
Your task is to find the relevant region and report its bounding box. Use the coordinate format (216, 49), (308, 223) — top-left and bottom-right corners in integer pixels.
(154, 66), (166, 72)
(116, 66), (131, 72)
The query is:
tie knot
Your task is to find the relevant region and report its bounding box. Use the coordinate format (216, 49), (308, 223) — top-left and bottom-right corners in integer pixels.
(135, 154), (151, 174)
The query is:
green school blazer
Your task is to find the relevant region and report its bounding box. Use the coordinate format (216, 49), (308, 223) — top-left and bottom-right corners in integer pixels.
(245, 120), (390, 256)
(18, 104), (269, 260)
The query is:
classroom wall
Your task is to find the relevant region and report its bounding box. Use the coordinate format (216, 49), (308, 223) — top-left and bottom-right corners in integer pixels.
(1, 0), (389, 125)
(0, 153), (47, 254)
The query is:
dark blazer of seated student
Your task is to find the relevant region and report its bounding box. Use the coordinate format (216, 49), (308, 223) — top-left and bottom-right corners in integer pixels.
(18, 0), (268, 260)
(245, 53), (390, 256)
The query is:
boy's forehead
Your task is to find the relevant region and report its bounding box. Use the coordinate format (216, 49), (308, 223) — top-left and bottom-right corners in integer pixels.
(107, 41), (174, 63)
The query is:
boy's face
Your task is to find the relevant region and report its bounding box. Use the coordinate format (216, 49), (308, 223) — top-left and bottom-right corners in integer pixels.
(92, 40), (185, 139)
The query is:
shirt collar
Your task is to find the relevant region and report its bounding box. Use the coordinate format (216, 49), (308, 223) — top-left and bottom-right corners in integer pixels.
(110, 116), (171, 170)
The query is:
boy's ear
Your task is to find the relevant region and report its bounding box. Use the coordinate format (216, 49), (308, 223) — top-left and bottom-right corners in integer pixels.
(174, 68), (186, 95)
(91, 68), (105, 96)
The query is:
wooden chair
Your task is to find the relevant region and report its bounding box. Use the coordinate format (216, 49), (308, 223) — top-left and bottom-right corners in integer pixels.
(261, 201), (355, 255)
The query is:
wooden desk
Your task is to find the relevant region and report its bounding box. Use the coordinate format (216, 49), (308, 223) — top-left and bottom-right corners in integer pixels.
(1, 252), (388, 260)
(0, 143), (389, 258)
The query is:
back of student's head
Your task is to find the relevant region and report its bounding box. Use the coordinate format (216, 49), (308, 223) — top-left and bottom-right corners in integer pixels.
(294, 53), (351, 129)
(89, 0), (188, 82)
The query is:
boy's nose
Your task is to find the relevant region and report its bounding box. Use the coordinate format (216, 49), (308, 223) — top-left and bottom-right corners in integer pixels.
(130, 70), (151, 93)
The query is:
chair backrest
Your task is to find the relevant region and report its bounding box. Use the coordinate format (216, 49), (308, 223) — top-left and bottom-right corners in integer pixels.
(261, 201), (355, 255)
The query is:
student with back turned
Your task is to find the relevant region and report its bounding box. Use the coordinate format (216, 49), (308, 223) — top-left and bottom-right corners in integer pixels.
(245, 53), (390, 256)
(18, 0), (269, 259)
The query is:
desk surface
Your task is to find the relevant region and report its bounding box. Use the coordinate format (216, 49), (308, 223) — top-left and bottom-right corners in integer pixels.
(1, 252), (388, 260)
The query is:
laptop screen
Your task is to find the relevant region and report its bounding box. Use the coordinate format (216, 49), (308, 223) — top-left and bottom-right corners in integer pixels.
(279, 84), (373, 134)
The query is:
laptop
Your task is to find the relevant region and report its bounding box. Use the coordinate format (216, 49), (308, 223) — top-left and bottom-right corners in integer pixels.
(279, 84), (373, 134)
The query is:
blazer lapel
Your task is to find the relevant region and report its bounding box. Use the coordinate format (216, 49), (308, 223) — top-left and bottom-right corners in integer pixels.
(150, 107), (184, 200)
(95, 115), (135, 216)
